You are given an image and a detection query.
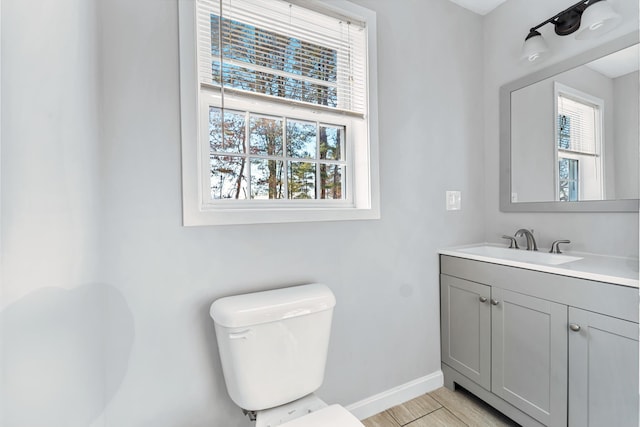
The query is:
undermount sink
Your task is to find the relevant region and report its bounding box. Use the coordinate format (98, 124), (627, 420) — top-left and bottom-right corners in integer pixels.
(439, 244), (638, 287)
(456, 245), (583, 266)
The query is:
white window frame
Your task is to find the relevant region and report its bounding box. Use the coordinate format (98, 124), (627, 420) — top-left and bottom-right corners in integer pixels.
(553, 82), (605, 202)
(178, 0), (380, 226)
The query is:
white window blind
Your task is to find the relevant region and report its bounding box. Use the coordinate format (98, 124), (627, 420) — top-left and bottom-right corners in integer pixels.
(197, 0), (367, 115)
(557, 94), (598, 155)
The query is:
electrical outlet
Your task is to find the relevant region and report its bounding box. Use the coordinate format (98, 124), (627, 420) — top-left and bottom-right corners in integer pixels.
(446, 191), (461, 211)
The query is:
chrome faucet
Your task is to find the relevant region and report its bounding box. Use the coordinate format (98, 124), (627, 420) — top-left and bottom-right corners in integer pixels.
(549, 239), (571, 254)
(501, 235), (519, 249)
(515, 229), (538, 251)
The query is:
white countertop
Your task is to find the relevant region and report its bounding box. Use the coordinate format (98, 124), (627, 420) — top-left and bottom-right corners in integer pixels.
(439, 243), (639, 288)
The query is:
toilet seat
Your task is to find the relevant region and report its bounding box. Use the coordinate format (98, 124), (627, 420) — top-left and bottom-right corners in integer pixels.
(279, 405), (364, 427)
(256, 393), (329, 427)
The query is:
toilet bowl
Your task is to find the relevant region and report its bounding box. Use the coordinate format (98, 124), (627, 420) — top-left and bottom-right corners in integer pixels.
(278, 404), (362, 427)
(210, 284), (364, 427)
(255, 393), (362, 427)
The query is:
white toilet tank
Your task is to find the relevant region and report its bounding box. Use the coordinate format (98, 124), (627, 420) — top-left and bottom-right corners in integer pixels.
(210, 284), (336, 411)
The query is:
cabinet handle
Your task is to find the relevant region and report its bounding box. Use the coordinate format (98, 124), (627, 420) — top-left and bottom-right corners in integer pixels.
(490, 299), (500, 306)
(479, 296), (488, 303)
(569, 323), (581, 332)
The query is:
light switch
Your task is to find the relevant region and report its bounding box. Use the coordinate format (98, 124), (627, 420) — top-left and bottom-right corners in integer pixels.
(446, 191), (461, 211)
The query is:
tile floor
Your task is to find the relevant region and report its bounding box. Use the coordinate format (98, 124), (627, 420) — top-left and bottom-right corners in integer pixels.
(362, 386), (520, 427)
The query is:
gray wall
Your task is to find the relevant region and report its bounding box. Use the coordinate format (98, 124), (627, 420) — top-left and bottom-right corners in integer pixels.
(483, 0), (639, 257)
(0, 1), (125, 426)
(1, 0), (485, 426)
(613, 70), (640, 200)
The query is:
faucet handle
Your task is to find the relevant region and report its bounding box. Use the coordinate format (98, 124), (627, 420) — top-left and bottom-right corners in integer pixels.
(549, 239), (571, 254)
(502, 235), (519, 249)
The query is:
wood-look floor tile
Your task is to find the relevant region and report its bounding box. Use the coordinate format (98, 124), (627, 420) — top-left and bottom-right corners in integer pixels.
(405, 408), (467, 427)
(362, 410), (401, 427)
(387, 393), (442, 425)
(429, 387), (519, 427)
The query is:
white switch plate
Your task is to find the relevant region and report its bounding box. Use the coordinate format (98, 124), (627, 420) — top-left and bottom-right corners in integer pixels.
(446, 191), (461, 210)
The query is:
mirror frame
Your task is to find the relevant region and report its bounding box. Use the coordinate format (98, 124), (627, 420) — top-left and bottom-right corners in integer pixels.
(500, 31), (640, 212)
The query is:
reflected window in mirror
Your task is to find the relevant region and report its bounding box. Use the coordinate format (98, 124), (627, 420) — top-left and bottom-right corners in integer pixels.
(559, 158), (579, 201)
(555, 84), (604, 202)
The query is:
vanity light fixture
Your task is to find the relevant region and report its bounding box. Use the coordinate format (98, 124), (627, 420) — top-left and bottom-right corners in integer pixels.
(521, 0), (622, 64)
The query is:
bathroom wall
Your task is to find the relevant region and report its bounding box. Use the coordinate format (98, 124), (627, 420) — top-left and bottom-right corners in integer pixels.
(483, 0), (639, 257)
(613, 70), (640, 200)
(96, 0), (484, 425)
(0, 1), (119, 426)
(1, 1), (485, 427)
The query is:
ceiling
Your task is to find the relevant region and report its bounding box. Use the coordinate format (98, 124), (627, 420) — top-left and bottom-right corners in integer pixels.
(446, 0), (507, 15)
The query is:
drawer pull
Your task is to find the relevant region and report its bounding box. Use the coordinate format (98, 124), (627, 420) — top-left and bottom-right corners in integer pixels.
(569, 323), (581, 332)
(490, 299), (500, 306)
(479, 296), (488, 303)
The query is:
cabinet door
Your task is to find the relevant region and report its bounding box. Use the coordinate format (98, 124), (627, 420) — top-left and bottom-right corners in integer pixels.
(440, 274), (491, 390)
(568, 308), (639, 427)
(491, 288), (567, 427)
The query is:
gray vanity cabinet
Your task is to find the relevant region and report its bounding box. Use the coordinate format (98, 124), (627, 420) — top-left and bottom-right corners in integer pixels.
(440, 275), (491, 390)
(441, 277), (567, 426)
(440, 255), (639, 427)
(491, 288), (567, 427)
(568, 308), (639, 427)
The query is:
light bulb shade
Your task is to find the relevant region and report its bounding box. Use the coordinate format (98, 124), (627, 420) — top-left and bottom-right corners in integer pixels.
(521, 32), (549, 63)
(575, 0), (622, 40)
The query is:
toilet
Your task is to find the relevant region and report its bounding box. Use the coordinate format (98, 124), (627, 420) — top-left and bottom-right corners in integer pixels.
(210, 283), (364, 427)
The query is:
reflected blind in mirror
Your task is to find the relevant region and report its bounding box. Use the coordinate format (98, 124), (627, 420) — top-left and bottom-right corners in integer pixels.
(557, 95), (598, 155)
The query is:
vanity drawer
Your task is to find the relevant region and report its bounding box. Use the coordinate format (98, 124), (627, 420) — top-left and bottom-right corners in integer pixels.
(441, 255), (638, 322)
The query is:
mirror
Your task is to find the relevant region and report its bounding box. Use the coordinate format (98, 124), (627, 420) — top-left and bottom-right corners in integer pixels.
(500, 32), (640, 212)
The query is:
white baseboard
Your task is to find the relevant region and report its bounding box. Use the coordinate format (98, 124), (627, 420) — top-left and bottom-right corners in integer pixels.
(345, 370), (444, 420)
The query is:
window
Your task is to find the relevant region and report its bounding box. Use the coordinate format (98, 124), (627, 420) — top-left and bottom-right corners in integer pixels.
(178, 0), (379, 225)
(555, 83), (604, 202)
(558, 157), (579, 201)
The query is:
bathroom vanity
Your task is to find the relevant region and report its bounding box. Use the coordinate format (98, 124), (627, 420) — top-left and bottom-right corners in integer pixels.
(438, 245), (639, 427)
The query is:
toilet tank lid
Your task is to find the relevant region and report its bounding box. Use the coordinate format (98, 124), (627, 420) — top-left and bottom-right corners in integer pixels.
(210, 283), (336, 328)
